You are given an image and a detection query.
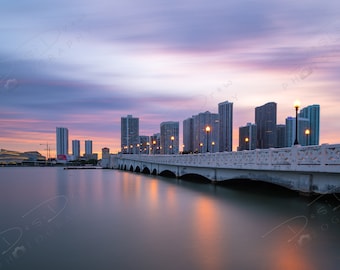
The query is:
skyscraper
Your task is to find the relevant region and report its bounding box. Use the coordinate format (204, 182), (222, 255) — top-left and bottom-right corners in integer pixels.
(160, 121), (179, 155)
(276, 125), (286, 148)
(150, 133), (160, 155)
(85, 140), (93, 155)
(139, 135), (150, 154)
(299, 104), (320, 145)
(56, 127), (69, 156)
(121, 115), (139, 154)
(238, 123), (257, 151)
(183, 117), (194, 153)
(72, 139), (80, 158)
(218, 101), (233, 152)
(192, 111), (219, 153)
(286, 117), (310, 146)
(255, 102), (277, 149)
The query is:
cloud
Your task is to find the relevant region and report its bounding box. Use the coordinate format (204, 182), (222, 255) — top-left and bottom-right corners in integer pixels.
(1, 0), (340, 154)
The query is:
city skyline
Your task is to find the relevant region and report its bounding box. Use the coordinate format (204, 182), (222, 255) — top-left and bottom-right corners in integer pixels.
(2, 98), (323, 158)
(119, 100), (319, 155)
(1, 1), (340, 155)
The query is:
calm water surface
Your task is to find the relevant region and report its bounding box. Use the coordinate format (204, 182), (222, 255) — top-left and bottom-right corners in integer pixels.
(0, 167), (339, 270)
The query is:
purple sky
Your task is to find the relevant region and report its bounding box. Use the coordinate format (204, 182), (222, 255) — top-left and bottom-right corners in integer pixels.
(1, 0), (340, 156)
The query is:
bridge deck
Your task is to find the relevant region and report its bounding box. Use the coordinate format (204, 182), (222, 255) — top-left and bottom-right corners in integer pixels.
(117, 144), (340, 174)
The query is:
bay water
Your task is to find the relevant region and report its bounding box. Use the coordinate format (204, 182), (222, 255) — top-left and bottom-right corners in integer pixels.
(0, 167), (339, 269)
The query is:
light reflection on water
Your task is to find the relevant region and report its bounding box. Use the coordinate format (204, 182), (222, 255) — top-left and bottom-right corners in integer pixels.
(0, 167), (339, 269)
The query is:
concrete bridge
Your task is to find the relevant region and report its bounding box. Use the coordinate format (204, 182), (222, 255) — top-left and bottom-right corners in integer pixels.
(111, 144), (340, 194)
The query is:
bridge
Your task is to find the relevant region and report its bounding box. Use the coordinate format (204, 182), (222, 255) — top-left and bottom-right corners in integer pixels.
(111, 144), (340, 194)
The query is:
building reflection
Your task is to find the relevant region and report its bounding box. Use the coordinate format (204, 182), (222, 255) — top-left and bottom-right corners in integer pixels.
(190, 197), (225, 269)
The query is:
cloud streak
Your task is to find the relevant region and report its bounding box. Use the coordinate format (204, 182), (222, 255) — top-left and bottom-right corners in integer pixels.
(1, 0), (340, 154)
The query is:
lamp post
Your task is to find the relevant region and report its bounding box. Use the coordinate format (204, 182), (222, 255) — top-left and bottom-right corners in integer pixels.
(245, 137), (249, 151)
(305, 129), (310, 146)
(211, 141), (215, 153)
(205, 126), (211, 153)
(170, 136), (175, 154)
(146, 142), (150, 154)
(199, 142), (203, 153)
(294, 100), (300, 145)
(152, 140), (156, 155)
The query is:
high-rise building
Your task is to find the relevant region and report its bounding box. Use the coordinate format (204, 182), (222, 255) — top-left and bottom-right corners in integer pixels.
(238, 123), (257, 151)
(56, 127), (69, 156)
(102, 147), (110, 159)
(72, 139), (80, 158)
(101, 147), (110, 168)
(276, 125), (286, 148)
(183, 117), (194, 153)
(255, 102), (277, 149)
(218, 101), (233, 152)
(139, 135), (150, 154)
(192, 111), (219, 153)
(160, 121), (179, 155)
(286, 117), (310, 146)
(121, 115), (140, 154)
(85, 140), (93, 155)
(299, 104), (320, 145)
(150, 133), (160, 155)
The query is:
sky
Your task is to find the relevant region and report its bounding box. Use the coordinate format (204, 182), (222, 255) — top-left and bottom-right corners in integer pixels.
(1, 0), (340, 157)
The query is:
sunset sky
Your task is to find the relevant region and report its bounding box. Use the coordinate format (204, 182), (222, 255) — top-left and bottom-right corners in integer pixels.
(1, 0), (340, 157)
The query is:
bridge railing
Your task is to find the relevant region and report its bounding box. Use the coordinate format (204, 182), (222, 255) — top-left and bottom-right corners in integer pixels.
(116, 144), (340, 173)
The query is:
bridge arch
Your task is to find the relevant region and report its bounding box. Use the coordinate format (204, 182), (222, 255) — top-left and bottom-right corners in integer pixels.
(129, 165), (134, 172)
(142, 167), (150, 174)
(159, 170), (176, 178)
(151, 168), (157, 175)
(135, 166), (141, 173)
(218, 178), (296, 193)
(180, 173), (211, 183)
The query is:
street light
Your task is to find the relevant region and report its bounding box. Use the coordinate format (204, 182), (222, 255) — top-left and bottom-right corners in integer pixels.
(245, 137), (249, 151)
(170, 136), (175, 154)
(146, 142), (150, 154)
(294, 100), (300, 145)
(305, 129), (310, 146)
(199, 142), (203, 153)
(152, 140), (156, 155)
(205, 126), (211, 153)
(211, 141), (215, 153)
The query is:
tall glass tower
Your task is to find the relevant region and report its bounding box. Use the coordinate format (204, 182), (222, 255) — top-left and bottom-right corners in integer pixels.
(85, 140), (93, 155)
(160, 121), (179, 155)
(255, 102), (277, 149)
(72, 140), (80, 158)
(191, 111), (219, 153)
(299, 104), (320, 145)
(183, 117), (194, 153)
(218, 101), (233, 152)
(121, 115), (139, 154)
(56, 127), (69, 156)
(238, 123), (257, 151)
(285, 117), (310, 146)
